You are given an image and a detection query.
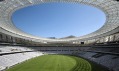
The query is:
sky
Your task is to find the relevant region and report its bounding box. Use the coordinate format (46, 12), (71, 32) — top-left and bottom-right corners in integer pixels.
(12, 2), (106, 38)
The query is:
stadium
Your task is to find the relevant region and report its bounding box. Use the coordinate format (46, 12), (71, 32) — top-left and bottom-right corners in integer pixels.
(0, 0), (119, 71)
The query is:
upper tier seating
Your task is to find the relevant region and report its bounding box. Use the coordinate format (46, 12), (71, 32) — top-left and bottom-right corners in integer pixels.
(0, 46), (33, 54)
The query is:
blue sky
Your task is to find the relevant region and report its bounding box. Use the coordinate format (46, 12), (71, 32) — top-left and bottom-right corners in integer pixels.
(12, 2), (106, 38)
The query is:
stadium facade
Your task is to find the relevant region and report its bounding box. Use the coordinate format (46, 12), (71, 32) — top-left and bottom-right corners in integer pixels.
(0, 0), (119, 71)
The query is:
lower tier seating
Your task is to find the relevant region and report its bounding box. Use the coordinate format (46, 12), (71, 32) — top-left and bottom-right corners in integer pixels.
(78, 52), (119, 71)
(0, 46), (43, 71)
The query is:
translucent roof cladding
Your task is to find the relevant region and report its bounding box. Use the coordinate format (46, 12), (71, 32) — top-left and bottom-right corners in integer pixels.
(0, 0), (119, 42)
(12, 2), (106, 38)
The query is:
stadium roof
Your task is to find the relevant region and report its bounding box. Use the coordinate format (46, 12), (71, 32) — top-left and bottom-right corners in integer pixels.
(0, 0), (119, 43)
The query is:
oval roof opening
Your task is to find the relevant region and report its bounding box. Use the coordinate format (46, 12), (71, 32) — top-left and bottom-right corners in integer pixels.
(12, 2), (106, 39)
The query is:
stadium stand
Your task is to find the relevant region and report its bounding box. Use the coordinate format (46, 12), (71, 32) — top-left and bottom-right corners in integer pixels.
(78, 52), (119, 71)
(0, 46), (43, 71)
(0, 0), (119, 71)
(77, 46), (119, 71)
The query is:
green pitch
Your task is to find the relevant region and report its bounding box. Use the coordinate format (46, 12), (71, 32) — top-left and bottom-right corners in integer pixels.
(6, 55), (91, 71)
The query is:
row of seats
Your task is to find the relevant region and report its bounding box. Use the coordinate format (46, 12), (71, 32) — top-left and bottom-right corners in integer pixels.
(29, 47), (80, 54)
(0, 46), (34, 54)
(88, 47), (119, 53)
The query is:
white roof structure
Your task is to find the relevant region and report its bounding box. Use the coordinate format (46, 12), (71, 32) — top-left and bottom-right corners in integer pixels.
(0, 0), (119, 43)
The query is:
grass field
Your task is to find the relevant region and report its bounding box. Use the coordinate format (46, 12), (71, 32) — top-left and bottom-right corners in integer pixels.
(6, 55), (92, 71)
